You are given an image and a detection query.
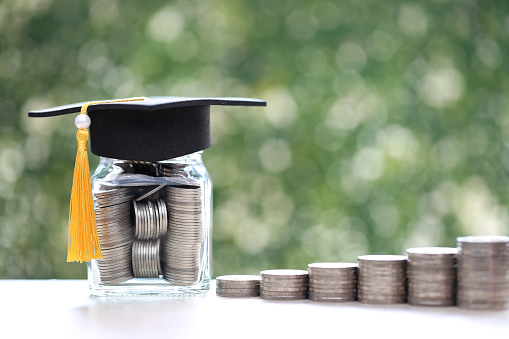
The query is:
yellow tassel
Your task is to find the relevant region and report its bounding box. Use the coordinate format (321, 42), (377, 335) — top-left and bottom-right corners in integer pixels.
(67, 97), (146, 263)
(67, 128), (102, 262)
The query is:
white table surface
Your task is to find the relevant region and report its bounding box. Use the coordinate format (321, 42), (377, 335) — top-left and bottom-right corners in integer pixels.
(1, 280), (507, 339)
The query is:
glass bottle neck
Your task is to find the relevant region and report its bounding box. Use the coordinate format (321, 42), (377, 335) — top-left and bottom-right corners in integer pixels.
(98, 151), (204, 166)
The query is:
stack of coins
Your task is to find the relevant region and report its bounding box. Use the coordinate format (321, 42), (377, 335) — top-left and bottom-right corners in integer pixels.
(216, 275), (260, 297)
(259, 269), (309, 300)
(307, 263), (358, 303)
(116, 161), (157, 175)
(159, 163), (188, 177)
(457, 236), (509, 310)
(133, 199), (168, 239)
(162, 185), (203, 285)
(132, 239), (162, 278)
(358, 255), (408, 304)
(407, 247), (457, 306)
(132, 161), (157, 176)
(94, 187), (135, 284)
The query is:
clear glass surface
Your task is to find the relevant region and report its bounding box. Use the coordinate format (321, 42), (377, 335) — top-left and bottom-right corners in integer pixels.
(88, 152), (212, 296)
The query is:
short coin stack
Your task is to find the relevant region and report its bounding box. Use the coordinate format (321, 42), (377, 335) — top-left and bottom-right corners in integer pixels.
(132, 239), (162, 278)
(133, 199), (168, 239)
(216, 275), (260, 298)
(407, 247), (457, 306)
(457, 236), (509, 310)
(308, 263), (358, 303)
(162, 185), (203, 285)
(94, 187), (135, 284)
(260, 269), (308, 301)
(358, 255), (407, 304)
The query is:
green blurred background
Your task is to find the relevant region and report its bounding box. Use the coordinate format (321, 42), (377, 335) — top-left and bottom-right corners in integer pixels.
(1, 0), (509, 279)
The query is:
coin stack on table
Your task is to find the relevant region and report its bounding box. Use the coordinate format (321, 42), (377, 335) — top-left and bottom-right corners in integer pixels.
(307, 263), (358, 303)
(406, 247), (458, 306)
(357, 255), (408, 304)
(259, 269), (309, 301)
(216, 275), (261, 297)
(162, 185), (203, 285)
(94, 187), (135, 284)
(457, 235), (509, 310)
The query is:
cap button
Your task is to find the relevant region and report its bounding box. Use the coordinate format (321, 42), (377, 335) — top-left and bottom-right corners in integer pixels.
(75, 114), (91, 129)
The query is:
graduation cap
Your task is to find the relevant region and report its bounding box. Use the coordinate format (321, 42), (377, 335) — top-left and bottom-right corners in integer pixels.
(28, 96), (266, 262)
(28, 96), (267, 161)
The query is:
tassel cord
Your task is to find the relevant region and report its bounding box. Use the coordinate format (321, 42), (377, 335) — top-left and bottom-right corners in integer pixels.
(67, 97), (146, 263)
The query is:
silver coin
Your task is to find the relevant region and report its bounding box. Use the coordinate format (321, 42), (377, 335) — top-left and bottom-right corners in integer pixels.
(99, 251), (132, 260)
(359, 276), (407, 283)
(260, 294), (307, 301)
(153, 200), (161, 236)
(157, 199), (168, 236)
(409, 287), (456, 295)
(217, 285), (259, 292)
(260, 281), (307, 287)
(260, 290), (308, 297)
(261, 269), (308, 278)
(216, 287), (260, 293)
(308, 291), (356, 298)
(358, 286), (407, 294)
(166, 230), (204, 238)
(359, 280), (407, 287)
(407, 247), (458, 256)
(458, 235), (509, 244)
(309, 277), (357, 283)
(307, 263), (357, 275)
(457, 299), (508, 310)
(216, 291), (260, 298)
(358, 254), (408, 262)
(358, 295), (406, 304)
(309, 282), (357, 289)
(408, 297), (455, 307)
(146, 200), (156, 238)
(163, 272), (199, 280)
(309, 295), (356, 303)
(408, 274), (456, 282)
(260, 286), (308, 292)
(216, 275), (260, 284)
(309, 273), (358, 281)
(165, 264), (200, 272)
(309, 285), (357, 293)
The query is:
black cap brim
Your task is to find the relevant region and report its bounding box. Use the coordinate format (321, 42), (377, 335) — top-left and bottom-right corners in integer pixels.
(28, 96), (266, 162)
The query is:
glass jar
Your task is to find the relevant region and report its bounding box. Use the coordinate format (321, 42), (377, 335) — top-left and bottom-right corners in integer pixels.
(87, 151), (212, 296)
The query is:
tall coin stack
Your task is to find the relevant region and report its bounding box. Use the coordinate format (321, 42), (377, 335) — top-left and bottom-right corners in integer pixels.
(216, 275), (261, 298)
(94, 187), (135, 284)
(260, 269), (309, 300)
(457, 236), (509, 310)
(407, 247), (457, 306)
(307, 263), (358, 303)
(132, 197), (167, 278)
(357, 255), (408, 304)
(162, 185), (203, 285)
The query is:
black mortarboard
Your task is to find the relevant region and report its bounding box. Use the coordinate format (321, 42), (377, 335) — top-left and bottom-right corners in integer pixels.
(28, 96), (266, 161)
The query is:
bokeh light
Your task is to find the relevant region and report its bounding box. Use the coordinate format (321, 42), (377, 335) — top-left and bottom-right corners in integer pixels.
(1, 0), (508, 279)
